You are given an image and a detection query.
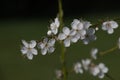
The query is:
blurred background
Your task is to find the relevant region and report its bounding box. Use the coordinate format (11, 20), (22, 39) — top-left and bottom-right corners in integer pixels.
(0, 0), (120, 80)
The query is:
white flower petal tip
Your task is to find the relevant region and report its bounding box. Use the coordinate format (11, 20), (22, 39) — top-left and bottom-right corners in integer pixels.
(29, 40), (37, 48)
(63, 27), (70, 35)
(58, 33), (66, 40)
(102, 21), (118, 34)
(21, 40), (37, 60)
(64, 39), (70, 47)
(22, 40), (28, 47)
(91, 48), (98, 60)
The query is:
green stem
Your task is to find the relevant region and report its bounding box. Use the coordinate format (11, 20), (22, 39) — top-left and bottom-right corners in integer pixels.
(99, 46), (118, 80)
(61, 43), (67, 80)
(99, 46), (118, 56)
(58, 0), (63, 31)
(58, 0), (67, 80)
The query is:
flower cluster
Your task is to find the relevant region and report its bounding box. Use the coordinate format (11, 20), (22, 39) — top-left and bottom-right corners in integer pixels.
(102, 20), (118, 34)
(21, 18), (98, 59)
(20, 17), (119, 60)
(73, 48), (109, 79)
(47, 18), (60, 35)
(20, 17), (119, 80)
(21, 40), (38, 60)
(58, 19), (96, 47)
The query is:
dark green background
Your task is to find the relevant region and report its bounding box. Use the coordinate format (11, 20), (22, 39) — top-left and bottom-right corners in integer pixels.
(0, 0), (120, 80)
(0, 14), (120, 80)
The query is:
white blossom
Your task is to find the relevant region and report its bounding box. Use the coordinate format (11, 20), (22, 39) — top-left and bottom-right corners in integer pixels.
(83, 28), (96, 45)
(90, 65), (100, 76)
(74, 62), (83, 74)
(89, 63), (108, 79)
(97, 63), (109, 79)
(71, 19), (86, 41)
(102, 21), (118, 34)
(38, 38), (55, 55)
(58, 27), (75, 47)
(47, 17), (60, 35)
(21, 40), (38, 60)
(82, 59), (91, 71)
(91, 48), (98, 60)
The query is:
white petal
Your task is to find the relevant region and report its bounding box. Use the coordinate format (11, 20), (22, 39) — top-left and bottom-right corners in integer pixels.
(31, 48), (38, 55)
(77, 23), (83, 30)
(48, 39), (56, 46)
(70, 30), (76, 36)
(63, 27), (70, 35)
(86, 28), (95, 35)
(48, 47), (55, 53)
(78, 30), (86, 37)
(110, 21), (118, 28)
(102, 21), (110, 30)
(22, 40), (28, 47)
(98, 72), (105, 79)
(83, 21), (91, 29)
(50, 23), (56, 29)
(58, 33), (67, 40)
(52, 28), (58, 35)
(83, 39), (89, 45)
(41, 48), (47, 55)
(102, 25), (107, 30)
(75, 33), (81, 39)
(71, 36), (79, 43)
(108, 28), (114, 34)
(79, 69), (83, 74)
(98, 63), (105, 69)
(91, 48), (98, 60)
(21, 47), (28, 54)
(29, 40), (36, 48)
(55, 18), (60, 28)
(102, 67), (108, 73)
(27, 53), (33, 60)
(64, 38), (71, 47)
(43, 38), (48, 43)
(38, 42), (45, 49)
(71, 19), (80, 29)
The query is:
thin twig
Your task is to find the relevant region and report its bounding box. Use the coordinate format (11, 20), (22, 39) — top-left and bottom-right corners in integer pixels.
(99, 46), (118, 56)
